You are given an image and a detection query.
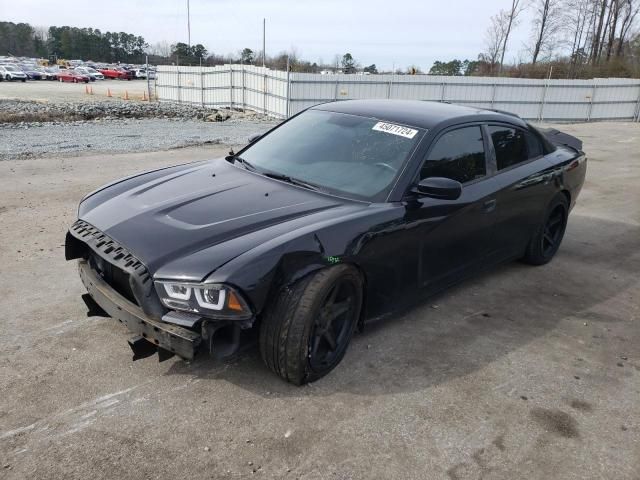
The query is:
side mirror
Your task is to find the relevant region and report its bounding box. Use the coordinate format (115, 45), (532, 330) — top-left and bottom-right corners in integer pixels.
(248, 133), (262, 144)
(413, 177), (462, 200)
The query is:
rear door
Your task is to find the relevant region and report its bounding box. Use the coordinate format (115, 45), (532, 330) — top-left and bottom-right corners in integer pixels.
(485, 123), (557, 258)
(403, 124), (500, 288)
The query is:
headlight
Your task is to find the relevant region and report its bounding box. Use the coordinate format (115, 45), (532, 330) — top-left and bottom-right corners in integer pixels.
(155, 281), (251, 320)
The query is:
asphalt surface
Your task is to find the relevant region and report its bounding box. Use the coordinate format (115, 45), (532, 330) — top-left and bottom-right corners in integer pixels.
(0, 122), (638, 479)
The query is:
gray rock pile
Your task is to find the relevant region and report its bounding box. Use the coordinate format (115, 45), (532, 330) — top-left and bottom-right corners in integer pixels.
(0, 99), (271, 127)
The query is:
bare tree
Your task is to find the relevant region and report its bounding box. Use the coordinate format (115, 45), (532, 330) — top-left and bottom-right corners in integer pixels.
(149, 40), (171, 57)
(566, 0), (595, 63)
(498, 0), (526, 72)
(605, 0), (622, 59)
(591, 0), (609, 64)
(615, 0), (640, 56)
(483, 11), (508, 71)
(529, 0), (565, 63)
(33, 25), (49, 42)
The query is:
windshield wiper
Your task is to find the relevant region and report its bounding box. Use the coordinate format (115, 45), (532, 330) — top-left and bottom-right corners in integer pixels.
(262, 172), (321, 191)
(234, 156), (257, 172)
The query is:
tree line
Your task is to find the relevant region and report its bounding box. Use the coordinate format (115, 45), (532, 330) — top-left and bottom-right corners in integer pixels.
(2, 10), (639, 78)
(0, 22), (148, 63)
(476, 0), (640, 77)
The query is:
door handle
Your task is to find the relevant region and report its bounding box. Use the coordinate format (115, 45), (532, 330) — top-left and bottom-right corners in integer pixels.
(483, 199), (497, 213)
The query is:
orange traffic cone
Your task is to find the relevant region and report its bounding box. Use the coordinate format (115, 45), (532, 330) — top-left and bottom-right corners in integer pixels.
(85, 85), (89, 94)
(107, 88), (112, 97)
(124, 90), (129, 100)
(89, 86), (93, 95)
(142, 91), (147, 101)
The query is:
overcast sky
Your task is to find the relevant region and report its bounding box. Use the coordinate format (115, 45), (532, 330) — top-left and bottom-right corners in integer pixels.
(2, 0), (535, 70)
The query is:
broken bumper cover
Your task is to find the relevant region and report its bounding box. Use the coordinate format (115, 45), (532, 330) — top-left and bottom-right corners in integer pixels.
(78, 260), (202, 360)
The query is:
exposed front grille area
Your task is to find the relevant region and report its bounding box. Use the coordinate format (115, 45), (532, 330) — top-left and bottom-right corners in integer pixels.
(66, 220), (164, 317)
(88, 252), (138, 304)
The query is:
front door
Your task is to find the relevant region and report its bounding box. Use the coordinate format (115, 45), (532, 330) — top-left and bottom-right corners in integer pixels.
(403, 124), (500, 289)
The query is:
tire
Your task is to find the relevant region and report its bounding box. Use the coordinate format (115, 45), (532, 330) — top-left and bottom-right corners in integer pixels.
(522, 194), (569, 266)
(5, 74), (10, 81)
(259, 265), (363, 385)
(21, 78), (26, 83)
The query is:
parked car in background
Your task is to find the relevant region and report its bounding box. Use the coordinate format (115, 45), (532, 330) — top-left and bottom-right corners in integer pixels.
(0, 65), (27, 81)
(20, 65), (43, 80)
(38, 67), (58, 80)
(133, 68), (147, 79)
(75, 66), (105, 80)
(57, 70), (91, 83)
(98, 66), (134, 80)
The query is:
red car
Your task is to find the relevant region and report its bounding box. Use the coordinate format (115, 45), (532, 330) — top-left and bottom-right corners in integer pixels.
(58, 71), (92, 83)
(98, 67), (134, 80)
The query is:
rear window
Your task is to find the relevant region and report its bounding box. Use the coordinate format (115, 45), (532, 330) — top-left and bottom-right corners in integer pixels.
(488, 126), (528, 170)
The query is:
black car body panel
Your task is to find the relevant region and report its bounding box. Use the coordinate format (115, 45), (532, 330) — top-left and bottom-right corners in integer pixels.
(66, 100), (586, 361)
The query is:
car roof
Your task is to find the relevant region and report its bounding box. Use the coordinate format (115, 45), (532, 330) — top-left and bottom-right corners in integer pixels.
(311, 99), (526, 130)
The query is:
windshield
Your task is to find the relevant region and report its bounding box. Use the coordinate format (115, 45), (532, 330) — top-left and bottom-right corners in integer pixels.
(239, 110), (422, 201)
(5, 65), (18, 71)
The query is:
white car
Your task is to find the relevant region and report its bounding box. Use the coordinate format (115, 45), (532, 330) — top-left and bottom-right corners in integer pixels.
(75, 67), (105, 80)
(0, 65), (28, 82)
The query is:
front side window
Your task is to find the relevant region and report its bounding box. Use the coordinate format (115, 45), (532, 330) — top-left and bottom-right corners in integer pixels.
(488, 125), (530, 170)
(420, 126), (486, 184)
(239, 110), (422, 201)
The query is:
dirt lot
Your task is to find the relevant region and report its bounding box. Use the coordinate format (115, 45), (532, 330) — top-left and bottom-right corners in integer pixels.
(0, 79), (152, 103)
(0, 122), (638, 479)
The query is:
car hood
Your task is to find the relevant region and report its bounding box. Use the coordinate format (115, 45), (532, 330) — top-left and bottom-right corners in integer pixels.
(79, 158), (349, 277)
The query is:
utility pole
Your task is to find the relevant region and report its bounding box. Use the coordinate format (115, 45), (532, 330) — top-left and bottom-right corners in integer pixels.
(187, 0), (191, 48)
(262, 18), (266, 67)
(146, 54), (151, 102)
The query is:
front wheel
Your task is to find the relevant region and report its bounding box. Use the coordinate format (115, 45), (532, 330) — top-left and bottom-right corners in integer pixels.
(522, 194), (569, 265)
(259, 265), (363, 385)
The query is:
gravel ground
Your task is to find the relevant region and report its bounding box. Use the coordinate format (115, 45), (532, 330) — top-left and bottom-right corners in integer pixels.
(0, 118), (278, 160)
(0, 122), (638, 479)
(0, 99), (274, 123)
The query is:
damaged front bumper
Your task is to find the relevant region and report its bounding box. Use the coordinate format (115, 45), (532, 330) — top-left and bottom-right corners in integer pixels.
(79, 259), (202, 360)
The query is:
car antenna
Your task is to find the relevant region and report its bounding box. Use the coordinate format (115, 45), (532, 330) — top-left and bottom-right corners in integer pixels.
(229, 148), (235, 157)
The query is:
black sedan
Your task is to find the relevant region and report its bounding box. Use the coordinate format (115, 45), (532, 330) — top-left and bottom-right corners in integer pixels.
(65, 100), (587, 384)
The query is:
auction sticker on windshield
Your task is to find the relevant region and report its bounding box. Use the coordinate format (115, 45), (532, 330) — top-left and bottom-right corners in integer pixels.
(372, 122), (418, 139)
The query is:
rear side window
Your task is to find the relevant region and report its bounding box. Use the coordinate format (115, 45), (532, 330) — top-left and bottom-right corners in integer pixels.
(488, 125), (542, 170)
(420, 126), (486, 184)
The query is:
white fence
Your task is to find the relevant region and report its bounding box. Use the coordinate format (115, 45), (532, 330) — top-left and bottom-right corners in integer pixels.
(156, 65), (640, 122)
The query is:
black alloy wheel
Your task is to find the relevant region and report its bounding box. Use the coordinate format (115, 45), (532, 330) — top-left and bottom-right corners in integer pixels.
(259, 264), (363, 385)
(542, 204), (565, 257)
(522, 194), (568, 265)
(308, 277), (359, 372)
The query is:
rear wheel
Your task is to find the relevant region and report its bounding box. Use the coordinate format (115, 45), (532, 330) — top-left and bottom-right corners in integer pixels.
(259, 265), (363, 385)
(522, 195), (569, 265)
